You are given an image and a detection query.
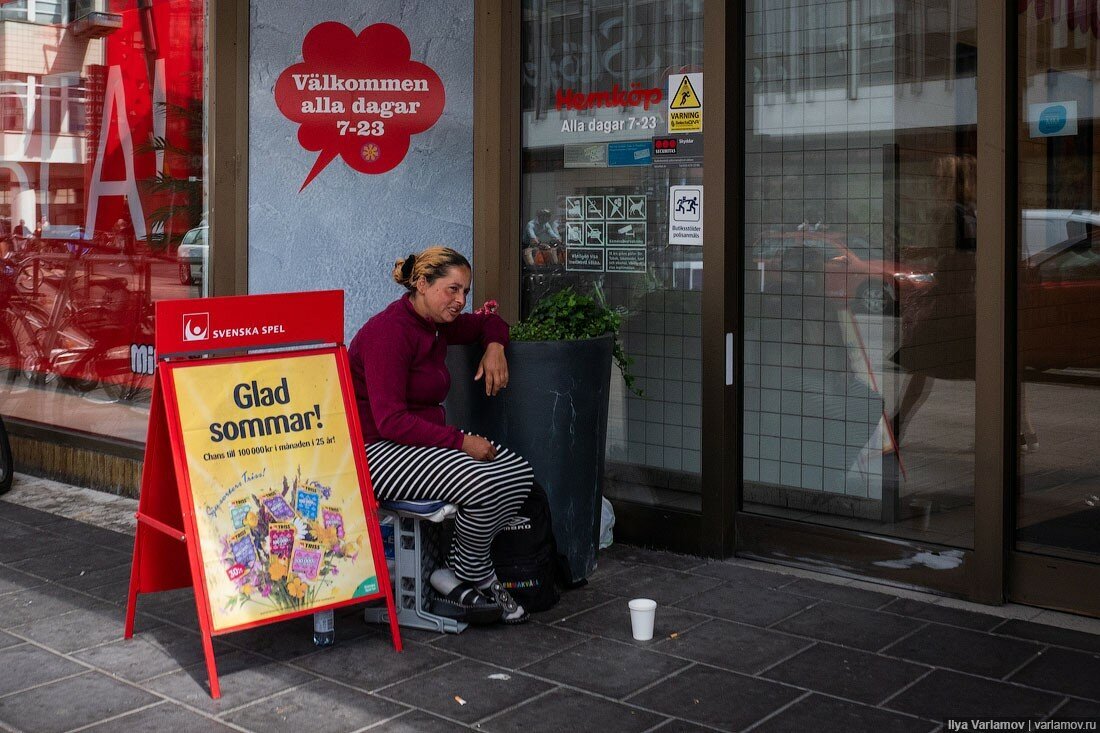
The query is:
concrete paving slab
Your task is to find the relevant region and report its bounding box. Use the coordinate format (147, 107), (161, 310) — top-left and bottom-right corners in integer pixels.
(0, 475), (1096, 731)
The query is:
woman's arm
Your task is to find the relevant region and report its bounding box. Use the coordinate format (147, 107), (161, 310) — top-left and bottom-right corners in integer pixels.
(474, 342), (508, 396)
(441, 312), (510, 396)
(439, 311), (509, 348)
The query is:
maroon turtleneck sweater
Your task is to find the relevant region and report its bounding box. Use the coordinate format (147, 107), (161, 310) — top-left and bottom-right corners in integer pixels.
(348, 294), (509, 449)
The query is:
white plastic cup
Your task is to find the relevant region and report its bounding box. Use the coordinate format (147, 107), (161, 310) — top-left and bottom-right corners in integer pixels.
(628, 598), (657, 641)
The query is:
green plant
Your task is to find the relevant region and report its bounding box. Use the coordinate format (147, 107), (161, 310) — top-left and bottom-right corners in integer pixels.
(510, 287), (641, 396)
(136, 100), (204, 250)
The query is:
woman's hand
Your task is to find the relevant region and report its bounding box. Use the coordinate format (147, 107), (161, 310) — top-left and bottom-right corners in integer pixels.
(461, 434), (497, 461)
(474, 342), (508, 396)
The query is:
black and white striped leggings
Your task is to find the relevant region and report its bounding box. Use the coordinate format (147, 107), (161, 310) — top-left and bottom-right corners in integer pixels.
(366, 440), (534, 583)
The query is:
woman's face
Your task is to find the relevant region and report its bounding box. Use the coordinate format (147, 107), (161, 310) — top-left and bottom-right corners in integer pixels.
(415, 265), (470, 323)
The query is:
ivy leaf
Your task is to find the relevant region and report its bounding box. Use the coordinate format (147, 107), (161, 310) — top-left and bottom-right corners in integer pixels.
(511, 287), (643, 396)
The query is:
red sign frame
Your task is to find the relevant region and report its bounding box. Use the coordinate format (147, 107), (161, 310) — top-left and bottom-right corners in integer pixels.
(155, 289), (345, 357)
(126, 290), (400, 699)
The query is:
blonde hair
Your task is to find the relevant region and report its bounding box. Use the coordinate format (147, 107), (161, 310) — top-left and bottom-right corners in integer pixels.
(392, 246), (471, 292)
(936, 153), (977, 206)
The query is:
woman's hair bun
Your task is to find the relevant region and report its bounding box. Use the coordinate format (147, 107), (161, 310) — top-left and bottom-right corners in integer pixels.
(392, 246), (470, 291)
(392, 253), (417, 287)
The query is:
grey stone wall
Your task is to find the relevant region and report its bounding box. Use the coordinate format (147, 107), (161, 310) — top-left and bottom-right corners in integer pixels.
(248, 0), (474, 339)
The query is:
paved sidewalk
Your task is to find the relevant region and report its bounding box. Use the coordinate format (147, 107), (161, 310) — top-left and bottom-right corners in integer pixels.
(0, 477), (1098, 732)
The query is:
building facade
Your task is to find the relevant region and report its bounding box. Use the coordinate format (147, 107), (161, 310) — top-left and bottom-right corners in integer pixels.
(1, 0), (1098, 617)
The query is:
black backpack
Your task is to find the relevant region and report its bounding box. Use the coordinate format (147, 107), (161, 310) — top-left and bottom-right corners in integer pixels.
(490, 482), (563, 612)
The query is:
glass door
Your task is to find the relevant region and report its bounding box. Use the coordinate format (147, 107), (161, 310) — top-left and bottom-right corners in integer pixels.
(741, 0), (979, 548)
(518, 0), (706, 513)
(1013, 1), (1100, 615)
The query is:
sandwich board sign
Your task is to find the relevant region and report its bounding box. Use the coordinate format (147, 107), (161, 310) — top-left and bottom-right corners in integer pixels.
(123, 290), (401, 699)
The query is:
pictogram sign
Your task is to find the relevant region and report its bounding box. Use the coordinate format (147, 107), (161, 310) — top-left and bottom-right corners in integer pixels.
(670, 76), (701, 109)
(668, 73), (703, 133)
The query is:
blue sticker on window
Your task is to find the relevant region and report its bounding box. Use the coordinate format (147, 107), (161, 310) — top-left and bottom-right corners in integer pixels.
(1038, 105), (1068, 135)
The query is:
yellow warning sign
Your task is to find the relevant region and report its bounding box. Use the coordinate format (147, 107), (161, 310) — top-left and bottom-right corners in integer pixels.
(667, 72), (702, 133)
(670, 111), (700, 132)
(670, 76), (701, 109)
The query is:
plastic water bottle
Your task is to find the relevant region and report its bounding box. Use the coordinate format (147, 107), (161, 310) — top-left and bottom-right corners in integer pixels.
(312, 609), (334, 647)
(380, 515), (396, 577)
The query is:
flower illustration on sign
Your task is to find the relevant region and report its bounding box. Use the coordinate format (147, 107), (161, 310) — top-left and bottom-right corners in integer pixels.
(217, 471), (362, 614)
(274, 22), (446, 190)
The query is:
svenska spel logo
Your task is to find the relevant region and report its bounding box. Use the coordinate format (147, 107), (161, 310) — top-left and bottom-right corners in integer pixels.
(183, 313), (210, 341)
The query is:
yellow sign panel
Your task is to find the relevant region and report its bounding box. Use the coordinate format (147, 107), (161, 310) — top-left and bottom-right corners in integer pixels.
(668, 72), (703, 133)
(670, 110), (702, 132)
(670, 75), (701, 109)
(171, 352), (378, 631)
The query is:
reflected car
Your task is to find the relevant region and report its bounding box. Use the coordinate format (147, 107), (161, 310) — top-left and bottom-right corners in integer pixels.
(177, 225), (208, 285)
(1019, 219), (1100, 371)
(751, 231), (933, 314)
(1021, 208), (1100, 262)
(39, 224), (85, 241)
(27, 224), (87, 255)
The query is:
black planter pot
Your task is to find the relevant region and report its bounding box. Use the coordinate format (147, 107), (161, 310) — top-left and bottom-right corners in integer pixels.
(445, 335), (613, 583)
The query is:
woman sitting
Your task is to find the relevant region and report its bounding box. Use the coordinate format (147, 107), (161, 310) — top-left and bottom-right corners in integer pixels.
(348, 246), (533, 624)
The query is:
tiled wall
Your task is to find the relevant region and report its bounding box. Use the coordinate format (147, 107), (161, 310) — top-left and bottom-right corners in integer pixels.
(520, 1), (706, 505)
(743, 0), (977, 520)
(609, 287), (702, 475)
(0, 20), (101, 75)
(744, 2), (892, 513)
(522, 170), (704, 484)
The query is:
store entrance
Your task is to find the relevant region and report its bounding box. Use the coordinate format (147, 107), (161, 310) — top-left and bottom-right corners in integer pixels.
(738, 0), (979, 576)
(1011, 3), (1100, 617)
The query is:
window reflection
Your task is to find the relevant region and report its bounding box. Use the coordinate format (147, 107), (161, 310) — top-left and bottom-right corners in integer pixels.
(521, 0), (705, 510)
(0, 1), (206, 443)
(743, 0), (978, 546)
(1017, 1), (1100, 562)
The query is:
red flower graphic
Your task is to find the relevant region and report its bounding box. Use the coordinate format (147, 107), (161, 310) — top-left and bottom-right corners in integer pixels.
(274, 22), (446, 190)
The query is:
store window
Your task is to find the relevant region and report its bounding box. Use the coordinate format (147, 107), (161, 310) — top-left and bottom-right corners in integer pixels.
(0, 0), (65, 24)
(0, 0), (208, 444)
(0, 2), (29, 22)
(743, 1), (978, 546)
(1016, 2), (1100, 564)
(520, 0), (705, 511)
